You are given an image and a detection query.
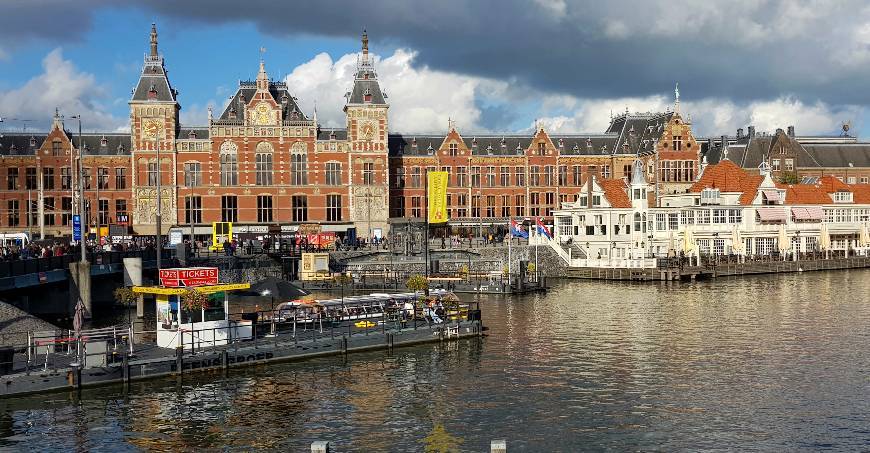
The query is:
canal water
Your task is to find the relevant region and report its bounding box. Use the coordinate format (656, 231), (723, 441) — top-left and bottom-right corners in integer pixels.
(1, 270), (868, 451)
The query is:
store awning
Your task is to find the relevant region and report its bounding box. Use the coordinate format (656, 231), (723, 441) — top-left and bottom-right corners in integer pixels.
(757, 207), (787, 222)
(762, 190), (781, 203)
(791, 207), (823, 221)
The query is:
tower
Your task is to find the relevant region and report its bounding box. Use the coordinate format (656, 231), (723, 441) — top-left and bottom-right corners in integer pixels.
(344, 30), (390, 237)
(129, 23), (179, 234)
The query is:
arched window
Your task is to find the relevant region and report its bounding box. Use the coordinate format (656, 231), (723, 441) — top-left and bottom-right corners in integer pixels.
(220, 141), (238, 186)
(291, 142), (307, 185)
(255, 142), (274, 186)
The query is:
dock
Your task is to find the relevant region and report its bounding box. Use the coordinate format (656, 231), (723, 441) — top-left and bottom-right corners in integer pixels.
(0, 316), (483, 398)
(565, 256), (870, 281)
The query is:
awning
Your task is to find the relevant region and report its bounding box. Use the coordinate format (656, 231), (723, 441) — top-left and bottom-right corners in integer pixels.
(762, 190), (781, 203)
(757, 207), (787, 222)
(321, 224), (355, 233)
(791, 207), (823, 221)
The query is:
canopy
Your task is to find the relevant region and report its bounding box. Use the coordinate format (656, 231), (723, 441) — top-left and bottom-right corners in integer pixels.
(246, 276), (309, 299)
(757, 207), (787, 223)
(762, 190), (781, 203)
(791, 207), (823, 221)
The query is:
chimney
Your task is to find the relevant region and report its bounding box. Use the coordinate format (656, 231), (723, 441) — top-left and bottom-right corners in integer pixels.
(787, 125), (795, 137)
(748, 126), (756, 138)
(737, 128), (743, 139)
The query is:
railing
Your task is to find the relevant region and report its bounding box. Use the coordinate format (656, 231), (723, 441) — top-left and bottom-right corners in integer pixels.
(0, 249), (173, 279)
(0, 324), (134, 376)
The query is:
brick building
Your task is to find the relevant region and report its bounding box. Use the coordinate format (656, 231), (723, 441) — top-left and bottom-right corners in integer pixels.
(0, 25), (865, 242)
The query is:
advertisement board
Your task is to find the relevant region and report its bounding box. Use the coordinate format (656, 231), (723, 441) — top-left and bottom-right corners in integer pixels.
(159, 267), (219, 287)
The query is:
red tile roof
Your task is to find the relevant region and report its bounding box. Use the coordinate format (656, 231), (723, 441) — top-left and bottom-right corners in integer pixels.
(775, 183), (833, 205)
(689, 160), (763, 205)
(819, 175), (850, 193)
(599, 179), (632, 208)
(849, 184), (870, 204)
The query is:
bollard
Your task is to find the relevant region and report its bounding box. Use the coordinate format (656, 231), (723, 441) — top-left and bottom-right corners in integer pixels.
(122, 347), (129, 384)
(491, 439), (506, 453)
(311, 440), (330, 453)
(175, 346), (183, 375)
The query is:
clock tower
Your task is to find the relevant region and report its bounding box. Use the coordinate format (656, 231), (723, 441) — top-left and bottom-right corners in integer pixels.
(344, 31), (390, 237)
(129, 23), (179, 234)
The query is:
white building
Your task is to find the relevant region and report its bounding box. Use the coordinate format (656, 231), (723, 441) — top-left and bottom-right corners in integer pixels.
(541, 158), (870, 268)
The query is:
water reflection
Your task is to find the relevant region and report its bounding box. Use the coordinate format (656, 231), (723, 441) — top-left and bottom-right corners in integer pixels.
(2, 270), (870, 451)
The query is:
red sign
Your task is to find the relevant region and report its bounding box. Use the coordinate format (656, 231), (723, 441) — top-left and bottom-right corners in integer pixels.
(159, 267), (219, 288)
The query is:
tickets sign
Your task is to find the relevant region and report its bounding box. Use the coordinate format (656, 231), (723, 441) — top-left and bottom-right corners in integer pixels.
(159, 267), (219, 288)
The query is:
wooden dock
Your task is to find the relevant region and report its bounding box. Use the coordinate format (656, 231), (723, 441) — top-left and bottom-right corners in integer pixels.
(565, 257), (870, 281)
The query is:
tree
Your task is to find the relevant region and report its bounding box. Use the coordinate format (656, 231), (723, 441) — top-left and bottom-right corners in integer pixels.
(113, 287), (137, 307)
(181, 288), (209, 312)
(406, 274), (429, 292)
(778, 171), (800, 184)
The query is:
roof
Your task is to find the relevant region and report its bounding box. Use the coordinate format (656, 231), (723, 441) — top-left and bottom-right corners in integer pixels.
(599, 179), (632, 208)
(317, 128), (348, 141)
(387, 133), (621, 157)
(689, 160), (763, 205)
(131, 58), (177, 103)
(347, 76), (386, 105)
(776, 183), (833, 205)
(849, 184), (870, 204)
(179, 127), (209, 140)
(818, 175), (851, 193)
(217, 81), (306, 122)
(800, 144), (870, 168)
(607, 111), (673, 155)
(0, 133), (45, 156)
(73, 134), (131, 156)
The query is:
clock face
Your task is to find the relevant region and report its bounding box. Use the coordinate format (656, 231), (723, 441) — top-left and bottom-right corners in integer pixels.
(254, 103), (272, 125)
(360, 121), (375, 141)
(142, 118), (160, 139)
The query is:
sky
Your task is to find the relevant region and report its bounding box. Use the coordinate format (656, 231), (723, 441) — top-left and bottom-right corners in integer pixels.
(0, 0), (869, 138)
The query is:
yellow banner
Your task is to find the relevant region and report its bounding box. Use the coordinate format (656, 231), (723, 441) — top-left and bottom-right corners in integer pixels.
(428, 171), (449, 223)
(133, 283), (251, 295)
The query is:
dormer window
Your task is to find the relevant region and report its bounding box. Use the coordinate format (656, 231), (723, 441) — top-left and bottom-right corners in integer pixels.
(100, 136), (108, 147)
(411, 138), (418, 152)
(363, 72), (369, 80)
(572, 144), (579, 152)
(500, 138), (506, 151)
(188, 130), (197, 139)
(487, 144), (494, 154)
(117, 144), (125, 153)
(29, 137), (37, 148)
(700, 188), (721, 205)
(329, 130), (336, 140)
(833, 191), (853, 203)
(427, 144), (434, 155)
(538, 142), (545, 155)
(228, 107), (237, 120)
(586, 138), (592, 150)
(558, 138), (564, 150)
(364, 88), (372, 103)
(147, 84), (157, 99)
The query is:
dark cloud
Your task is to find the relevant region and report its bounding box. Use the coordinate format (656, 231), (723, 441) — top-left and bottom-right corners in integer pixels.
(4, 0), (870, 107)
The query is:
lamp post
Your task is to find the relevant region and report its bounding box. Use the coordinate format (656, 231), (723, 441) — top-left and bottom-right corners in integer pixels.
(155, 134), (162, 276)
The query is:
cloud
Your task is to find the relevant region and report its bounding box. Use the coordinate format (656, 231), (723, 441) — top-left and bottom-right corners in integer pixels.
(285, 49), (509, 134)
(0, 48), (124, 132)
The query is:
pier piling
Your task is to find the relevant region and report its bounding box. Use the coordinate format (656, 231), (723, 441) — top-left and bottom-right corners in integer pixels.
(491, 439), (507, 452)
(311, 441), (330, 453)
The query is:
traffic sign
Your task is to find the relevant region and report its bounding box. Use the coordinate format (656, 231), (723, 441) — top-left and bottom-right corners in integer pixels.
(73, 215), (82, 241)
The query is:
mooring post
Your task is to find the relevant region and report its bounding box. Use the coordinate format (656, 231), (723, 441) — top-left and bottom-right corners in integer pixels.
(122, 346), (129, 384)
(175, 346), (183, 376)
(491, 439), (506, 453)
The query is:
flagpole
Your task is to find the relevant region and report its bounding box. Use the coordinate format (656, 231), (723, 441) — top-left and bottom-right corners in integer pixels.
(507, 218), (512, 278)
(534, 218), (539, 283)
(424, 172), (429, 293)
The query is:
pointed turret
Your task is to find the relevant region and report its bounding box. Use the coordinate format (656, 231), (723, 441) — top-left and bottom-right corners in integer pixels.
(52, 107), (63, 131)
(150, 23), (158, 58)
(345, 30), (387, 108)
(131, 23), (176, 102)
(256, 59), (269, 91)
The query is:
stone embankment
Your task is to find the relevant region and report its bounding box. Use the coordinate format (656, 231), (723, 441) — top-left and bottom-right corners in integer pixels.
(0, 301), (59, 346)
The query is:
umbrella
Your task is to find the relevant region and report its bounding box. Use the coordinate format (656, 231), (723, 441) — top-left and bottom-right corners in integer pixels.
(778, 224), (790, 254)
(683, 226), (695, 254)
(72, 297), (85, 366)
(668, 231), (675, 256)
(860, 223), (870, 248)
(731, 225), (743, 254)
(819, 223), (831, 251)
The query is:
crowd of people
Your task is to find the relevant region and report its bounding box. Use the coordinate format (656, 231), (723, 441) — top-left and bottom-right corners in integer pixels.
(0, 239), (156, 262)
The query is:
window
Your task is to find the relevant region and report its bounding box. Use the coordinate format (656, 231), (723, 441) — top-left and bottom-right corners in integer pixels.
(362, 162), (374, 185)
(184, 162), (201, 187)
(292, 195), (308, 222)
(538, 142), (546, 155)
(558, 166), (568, 186)
(530, 166), (540, 186)
(327, 194), (342, 221)
(471, 167), (481, 187)
(602, 165), (611, 179)
(656, 213), (667, 231)
(771, 159), (780, 171)
(449, 142), (458, 156)
(51, 140), (62, 156)
(486, 166), (495, 187)
(411, 196), (422, 218)
(530, 192), (540, 217)
(668, 213), (679, 230)
(326, 162), (342, 186)
(713, 209), (728, 224)
(257, 195), (273, 222)
(42, 168), (55, 190)
(545, 192), (555, 216)
(82, 168), (92, 190)
(696, 209), (710, 224)
(115, 168), (126, 189)
(592, 195), (601, 206)
(220, 142), (238, 186)
(6, 168), (18, 191)
(184, 196), (201, 224)
(25, 167), (37, 190)
(98, 199), (109, 225)
(471, 195), (481, 217)
(43, 197), (55, 226)
(572, 166), (582, 186)
(147, 162), (158, 187)
(221, 195), (238, 222)
(115, 199), (127, 222)
(728, 209), (742, 224)
(96, 168), (108, 190)
(456, 194), (467, 218)
(61, 167), (71, 190)
(392, 197), (405, 218)
(833, 191), (853, 203)
(515, 166), (525, 186)
(255, 154), (273, 185)
(672, 135), (682, 151)
(486, 195), (496, 217)
(61, 197), (72, 225)
(544, 166), (554, 186)
(411, 167), (422, 188)
(500, 167), (510, 186)
(501, 195), (510, 217)
(785, 158), (794, 171)
(27, 200), (37, 226)
(7, 200), (19, 227)
(456, 167), (467, 188)
(515, 194), (525, 217)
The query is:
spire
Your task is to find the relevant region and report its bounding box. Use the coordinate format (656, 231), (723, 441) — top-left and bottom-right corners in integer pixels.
(362, 29), (369, 60)
(313, 100), (318, 126)
(256, 57), (269, 90)
(52, 107), (63, 130)
(150, 23), (158, 58)
(674, 82), (680, 115)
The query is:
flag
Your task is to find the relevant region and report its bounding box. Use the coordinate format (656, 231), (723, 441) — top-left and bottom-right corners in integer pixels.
(535, 217), (552, 239)
(510, 219), (528, 238)
(427, 171), (449, 223)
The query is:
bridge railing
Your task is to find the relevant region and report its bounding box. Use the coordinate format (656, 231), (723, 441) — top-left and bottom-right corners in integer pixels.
(0, 249), (170, 279)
